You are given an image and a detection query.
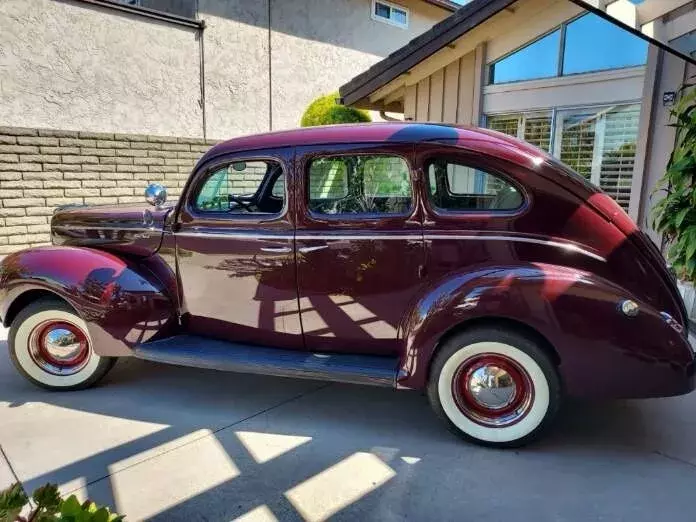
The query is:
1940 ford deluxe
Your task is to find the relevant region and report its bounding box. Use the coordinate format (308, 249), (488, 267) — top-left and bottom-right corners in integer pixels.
(1, 123), (693, 447)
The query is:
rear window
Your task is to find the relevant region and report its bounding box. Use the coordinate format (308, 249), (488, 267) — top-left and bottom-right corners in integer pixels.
(308, 155), (413, 216)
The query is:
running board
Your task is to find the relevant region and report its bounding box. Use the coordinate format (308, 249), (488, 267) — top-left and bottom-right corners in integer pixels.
(134, 335), (398, 387)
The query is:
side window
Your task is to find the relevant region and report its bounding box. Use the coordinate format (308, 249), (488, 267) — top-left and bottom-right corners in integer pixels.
(308, 155), (412, 216)
(427, 159), (523, 211)
(195, 159), (284, 215)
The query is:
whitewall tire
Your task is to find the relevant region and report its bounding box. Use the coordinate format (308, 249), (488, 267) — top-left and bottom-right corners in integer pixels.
(9, 298), (115, 391)
(427, 327), (561, 448)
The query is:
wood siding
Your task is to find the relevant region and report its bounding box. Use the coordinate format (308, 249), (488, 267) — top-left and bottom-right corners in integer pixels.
(404, 49), (478, 124)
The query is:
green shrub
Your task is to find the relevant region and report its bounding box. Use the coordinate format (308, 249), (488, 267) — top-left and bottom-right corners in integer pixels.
(652, 79), (696, 281)
(300, 92), (371, 127)
(0, 482), (124, 522)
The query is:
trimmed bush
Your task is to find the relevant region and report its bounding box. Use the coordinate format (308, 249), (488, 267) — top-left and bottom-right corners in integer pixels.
(300, 93), (371, 127)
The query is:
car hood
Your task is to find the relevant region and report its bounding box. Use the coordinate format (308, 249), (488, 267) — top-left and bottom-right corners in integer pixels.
(51, 203), (175, 257)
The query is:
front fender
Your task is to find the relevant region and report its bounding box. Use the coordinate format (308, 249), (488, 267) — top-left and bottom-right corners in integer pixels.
(0, 246), (176, 356)
(399, 263), (694, 399)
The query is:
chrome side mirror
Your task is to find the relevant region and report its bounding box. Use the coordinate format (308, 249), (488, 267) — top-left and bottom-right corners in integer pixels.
(145, 183), (167, 208)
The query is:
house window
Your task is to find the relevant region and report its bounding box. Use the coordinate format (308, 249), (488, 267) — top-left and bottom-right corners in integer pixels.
(372, 0), (409, 29)
(562, 14), (648, 75)
(489, 31), (561, 84)
(554, 105), (640, 210)
(489, 13), (647, 84)
(485, 104), (641, 210)
(487, 112), (552, 152)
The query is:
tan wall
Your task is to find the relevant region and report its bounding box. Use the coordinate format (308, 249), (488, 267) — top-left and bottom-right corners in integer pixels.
(0, 125), (217, 254)
(482, 67), (646, 114)
(0, 0), (203, 137)
(0, 0), (449, 140)
(269, 0), (448, 130)
(404, 49), (479, 124)
(200, 0), (271, 139)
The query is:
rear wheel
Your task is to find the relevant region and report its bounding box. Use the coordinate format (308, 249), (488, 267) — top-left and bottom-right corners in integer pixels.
(9, 298), (115, 391)
(427, 327), (561, 448)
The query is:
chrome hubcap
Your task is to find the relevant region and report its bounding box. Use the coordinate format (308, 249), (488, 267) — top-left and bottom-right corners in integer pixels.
(467, 364), (517, 410)
(453, 354), (534, 427)
(44, 328), (84, 363)
(29, 320), (90, 375)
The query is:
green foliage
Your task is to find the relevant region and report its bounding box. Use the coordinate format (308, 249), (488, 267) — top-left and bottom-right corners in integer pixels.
(0, 483), (26, 522)
(300, 92), (371, 127)
(0, 483), (123, 522)
(652, 79), (696, 282)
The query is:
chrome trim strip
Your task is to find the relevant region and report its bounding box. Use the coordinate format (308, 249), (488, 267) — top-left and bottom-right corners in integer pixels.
(53, 224), (160, 233)
(260, 246), (292, 254)
(176, 231), (292, 240)
(298, 245), (329, 253)
(296, 234), (422, 241)
(174, 231), (604, 262)
(424, 234), (605, 262)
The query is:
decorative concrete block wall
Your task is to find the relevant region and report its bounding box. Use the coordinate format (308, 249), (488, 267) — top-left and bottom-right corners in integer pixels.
(0, 126), (218, 254)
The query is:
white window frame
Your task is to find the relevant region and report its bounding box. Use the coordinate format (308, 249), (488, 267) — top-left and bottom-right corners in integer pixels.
(371, 0), (410, 29)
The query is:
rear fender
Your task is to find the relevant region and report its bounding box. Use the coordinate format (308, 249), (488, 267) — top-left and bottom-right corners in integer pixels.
(399, 263), (693, 397)
(0, 246), (176, 356)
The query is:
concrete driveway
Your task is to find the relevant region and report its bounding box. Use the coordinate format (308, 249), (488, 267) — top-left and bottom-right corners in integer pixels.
(1, 327), (696, 521)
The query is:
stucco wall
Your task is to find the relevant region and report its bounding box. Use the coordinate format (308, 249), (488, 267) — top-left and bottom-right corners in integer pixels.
(269, 0), (448, 130)
(0, 0), (203, 137)
(0, 0), (449, 140)
(199, 0), (271, 139)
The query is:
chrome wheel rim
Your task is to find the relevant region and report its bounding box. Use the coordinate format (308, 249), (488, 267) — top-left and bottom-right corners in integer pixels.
(28, 320), (90, 375)
(452, 353), (534, 427)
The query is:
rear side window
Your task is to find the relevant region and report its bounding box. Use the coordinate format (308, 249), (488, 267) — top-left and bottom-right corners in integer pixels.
(427, 159), (523, 212)
(308, 155), (412, 215)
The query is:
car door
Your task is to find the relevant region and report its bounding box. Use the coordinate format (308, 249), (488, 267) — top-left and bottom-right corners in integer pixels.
(174, 147), (303, 349)
(295, 143), (425, 356)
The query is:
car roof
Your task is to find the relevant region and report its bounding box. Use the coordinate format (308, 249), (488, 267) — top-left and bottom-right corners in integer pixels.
(199, 122), (548, 167)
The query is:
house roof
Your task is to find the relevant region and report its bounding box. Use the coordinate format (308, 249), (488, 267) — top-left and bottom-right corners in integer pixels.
(339, 0), (696, 107)
(339, 0), (516, 107)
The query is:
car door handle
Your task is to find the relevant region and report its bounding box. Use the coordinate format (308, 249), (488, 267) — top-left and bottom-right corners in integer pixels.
(260, 246), (292, 254)
(298, 245), (329, 254)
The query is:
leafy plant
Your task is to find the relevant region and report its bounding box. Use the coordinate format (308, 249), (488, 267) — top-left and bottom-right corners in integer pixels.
(652, 79), (696, 282)
(0, 483), (123, 522)
(300, 92), (371, 127)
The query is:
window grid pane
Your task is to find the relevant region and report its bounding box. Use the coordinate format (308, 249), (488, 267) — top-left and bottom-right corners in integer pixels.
(487, 114), (521, 138)
(486, 105), (640, 211)
(522, 114), (552, 152)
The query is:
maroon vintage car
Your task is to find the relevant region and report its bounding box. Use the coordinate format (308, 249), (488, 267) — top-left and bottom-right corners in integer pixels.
(0, 123), (692, 447)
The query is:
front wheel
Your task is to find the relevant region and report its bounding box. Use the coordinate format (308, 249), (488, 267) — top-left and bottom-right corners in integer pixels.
(9, 298), (115, 391)
(427, 327), (561, 448)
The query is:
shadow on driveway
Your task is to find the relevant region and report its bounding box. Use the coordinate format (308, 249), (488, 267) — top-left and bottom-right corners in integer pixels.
(2, 343), (696, 521)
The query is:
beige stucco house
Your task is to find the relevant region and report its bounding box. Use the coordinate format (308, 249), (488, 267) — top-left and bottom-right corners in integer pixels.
(339, 0), (696, 242)
(0, 0), (456, 252)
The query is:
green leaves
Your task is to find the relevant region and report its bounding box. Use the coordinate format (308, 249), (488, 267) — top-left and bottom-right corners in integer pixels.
(0, 483), (27, 522)
(300, 92), (371, 127)
(652, 81), (696, 282)
(0, 484), (123, 522)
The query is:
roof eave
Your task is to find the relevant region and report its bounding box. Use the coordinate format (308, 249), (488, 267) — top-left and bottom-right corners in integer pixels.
(339, 0), (516, 107)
